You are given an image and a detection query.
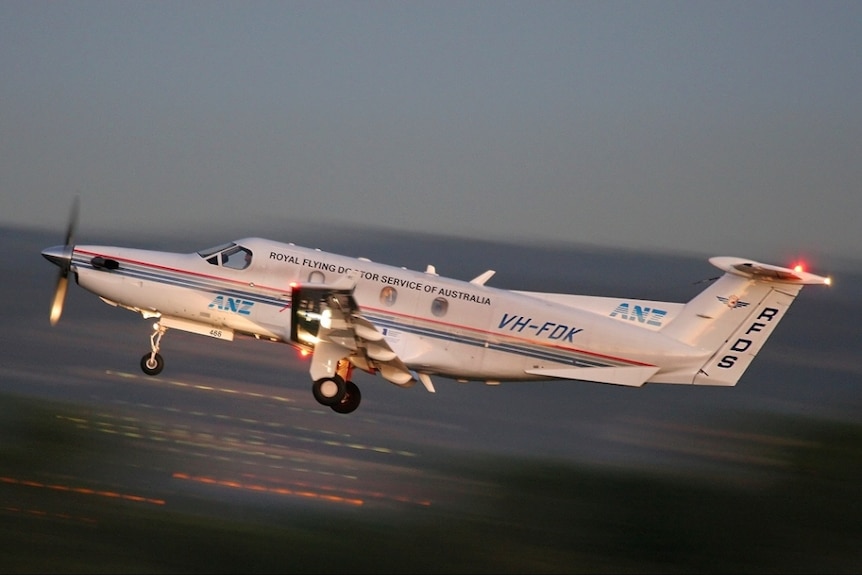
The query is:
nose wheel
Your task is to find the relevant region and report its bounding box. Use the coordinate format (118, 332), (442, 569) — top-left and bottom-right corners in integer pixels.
(140, 323), (167, 376)
(141, 352), (164, 376)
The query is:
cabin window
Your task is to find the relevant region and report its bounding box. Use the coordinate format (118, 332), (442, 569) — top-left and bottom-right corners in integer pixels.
(380, 286), (397, 306)
(431, 297), (449, 317)
(308, 271), (325, 283)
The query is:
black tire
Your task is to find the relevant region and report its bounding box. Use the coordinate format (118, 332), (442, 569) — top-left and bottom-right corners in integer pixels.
(331, 381), (361, 414)
(312, 376), (346, 406)
(140, 352), (164, 376)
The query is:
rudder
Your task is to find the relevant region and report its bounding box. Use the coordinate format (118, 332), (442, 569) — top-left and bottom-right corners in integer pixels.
(661, 256), (830, 386)
(692, 284), (801, 385)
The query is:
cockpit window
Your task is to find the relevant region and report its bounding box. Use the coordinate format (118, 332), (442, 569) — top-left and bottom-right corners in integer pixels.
(199, 242), (253, 270)
(198, 242), (236, 258)
(222, 246), (252, 270)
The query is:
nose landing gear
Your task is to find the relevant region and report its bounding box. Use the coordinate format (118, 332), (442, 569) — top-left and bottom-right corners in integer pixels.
(141, 352), (164, 376)
(141, 323), (167, 376)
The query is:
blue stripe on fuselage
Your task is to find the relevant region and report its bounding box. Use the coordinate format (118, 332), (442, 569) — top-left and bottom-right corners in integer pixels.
(76, 253), (630, 369)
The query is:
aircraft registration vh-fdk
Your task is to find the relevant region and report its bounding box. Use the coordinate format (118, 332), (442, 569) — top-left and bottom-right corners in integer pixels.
(42, 198), (831, 414)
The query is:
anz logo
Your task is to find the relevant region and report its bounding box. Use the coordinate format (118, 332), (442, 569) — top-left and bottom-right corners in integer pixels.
(716, 295), (750, 309)
(609, 303), (668, 327)
(209, 295), (254, 315)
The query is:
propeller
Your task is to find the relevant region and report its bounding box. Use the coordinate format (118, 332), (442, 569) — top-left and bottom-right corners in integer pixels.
(43, 196), (79, 326)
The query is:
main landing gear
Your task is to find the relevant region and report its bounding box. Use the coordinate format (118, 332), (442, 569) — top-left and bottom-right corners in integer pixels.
(312, 359), (362, 414)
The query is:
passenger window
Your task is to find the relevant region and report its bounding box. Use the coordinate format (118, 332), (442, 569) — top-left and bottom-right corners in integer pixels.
(431, 297), (449, 317)
(308, 271), (326, 283)
(380, 286), (397, 306)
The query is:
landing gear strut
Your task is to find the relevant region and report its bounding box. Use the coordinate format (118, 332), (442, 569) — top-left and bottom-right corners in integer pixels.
(141, 323), (167, 376)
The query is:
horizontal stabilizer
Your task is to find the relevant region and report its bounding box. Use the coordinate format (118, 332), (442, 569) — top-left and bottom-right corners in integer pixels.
(525, 366), (660, 387)
(710, 257), (831, 285)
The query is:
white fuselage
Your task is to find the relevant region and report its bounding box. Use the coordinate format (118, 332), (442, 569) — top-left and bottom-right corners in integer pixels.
(70, 237), (708, 385)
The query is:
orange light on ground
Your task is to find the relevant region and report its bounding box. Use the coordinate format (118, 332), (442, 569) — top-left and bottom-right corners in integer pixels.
(0, 476), (165, 505)
(172, 472), (364, 506)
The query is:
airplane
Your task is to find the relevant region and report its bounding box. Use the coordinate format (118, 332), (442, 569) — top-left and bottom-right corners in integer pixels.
(42, 198), (831, 414)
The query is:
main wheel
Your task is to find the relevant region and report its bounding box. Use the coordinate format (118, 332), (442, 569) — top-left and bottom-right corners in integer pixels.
(331, 381), (361, 414)
(140, 352), (164, 376)
(312, 376), (346, 406)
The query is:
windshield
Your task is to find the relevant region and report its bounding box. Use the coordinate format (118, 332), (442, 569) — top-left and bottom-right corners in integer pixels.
(197, 242), (236, 258)
(197, 242), (253, 270)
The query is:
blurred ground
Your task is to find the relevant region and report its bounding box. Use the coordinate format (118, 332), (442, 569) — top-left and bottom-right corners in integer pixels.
(1, 226), (860, 573)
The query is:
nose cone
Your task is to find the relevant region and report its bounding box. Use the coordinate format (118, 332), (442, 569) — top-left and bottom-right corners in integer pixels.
(41, 245), (70, 268)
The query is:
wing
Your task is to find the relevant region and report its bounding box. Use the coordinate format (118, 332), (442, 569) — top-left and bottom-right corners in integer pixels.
(290, 283), (417, 387)
(525, 366), (660, 387)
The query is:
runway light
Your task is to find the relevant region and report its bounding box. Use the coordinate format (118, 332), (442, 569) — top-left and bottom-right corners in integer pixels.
(172, 472), (364, 506)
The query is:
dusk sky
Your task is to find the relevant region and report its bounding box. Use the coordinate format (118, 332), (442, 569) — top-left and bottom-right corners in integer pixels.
(2, 1), (860, 268)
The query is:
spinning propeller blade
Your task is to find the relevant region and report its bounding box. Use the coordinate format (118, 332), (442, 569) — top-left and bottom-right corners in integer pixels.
(50, 273), (68, 326)
(44, 196), (79, 326)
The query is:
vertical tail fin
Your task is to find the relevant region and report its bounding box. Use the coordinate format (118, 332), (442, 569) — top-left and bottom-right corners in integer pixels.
(661, 257), (831, 386)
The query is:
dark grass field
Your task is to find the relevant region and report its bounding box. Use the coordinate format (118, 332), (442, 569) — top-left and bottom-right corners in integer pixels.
(3, 393), (861, 574)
